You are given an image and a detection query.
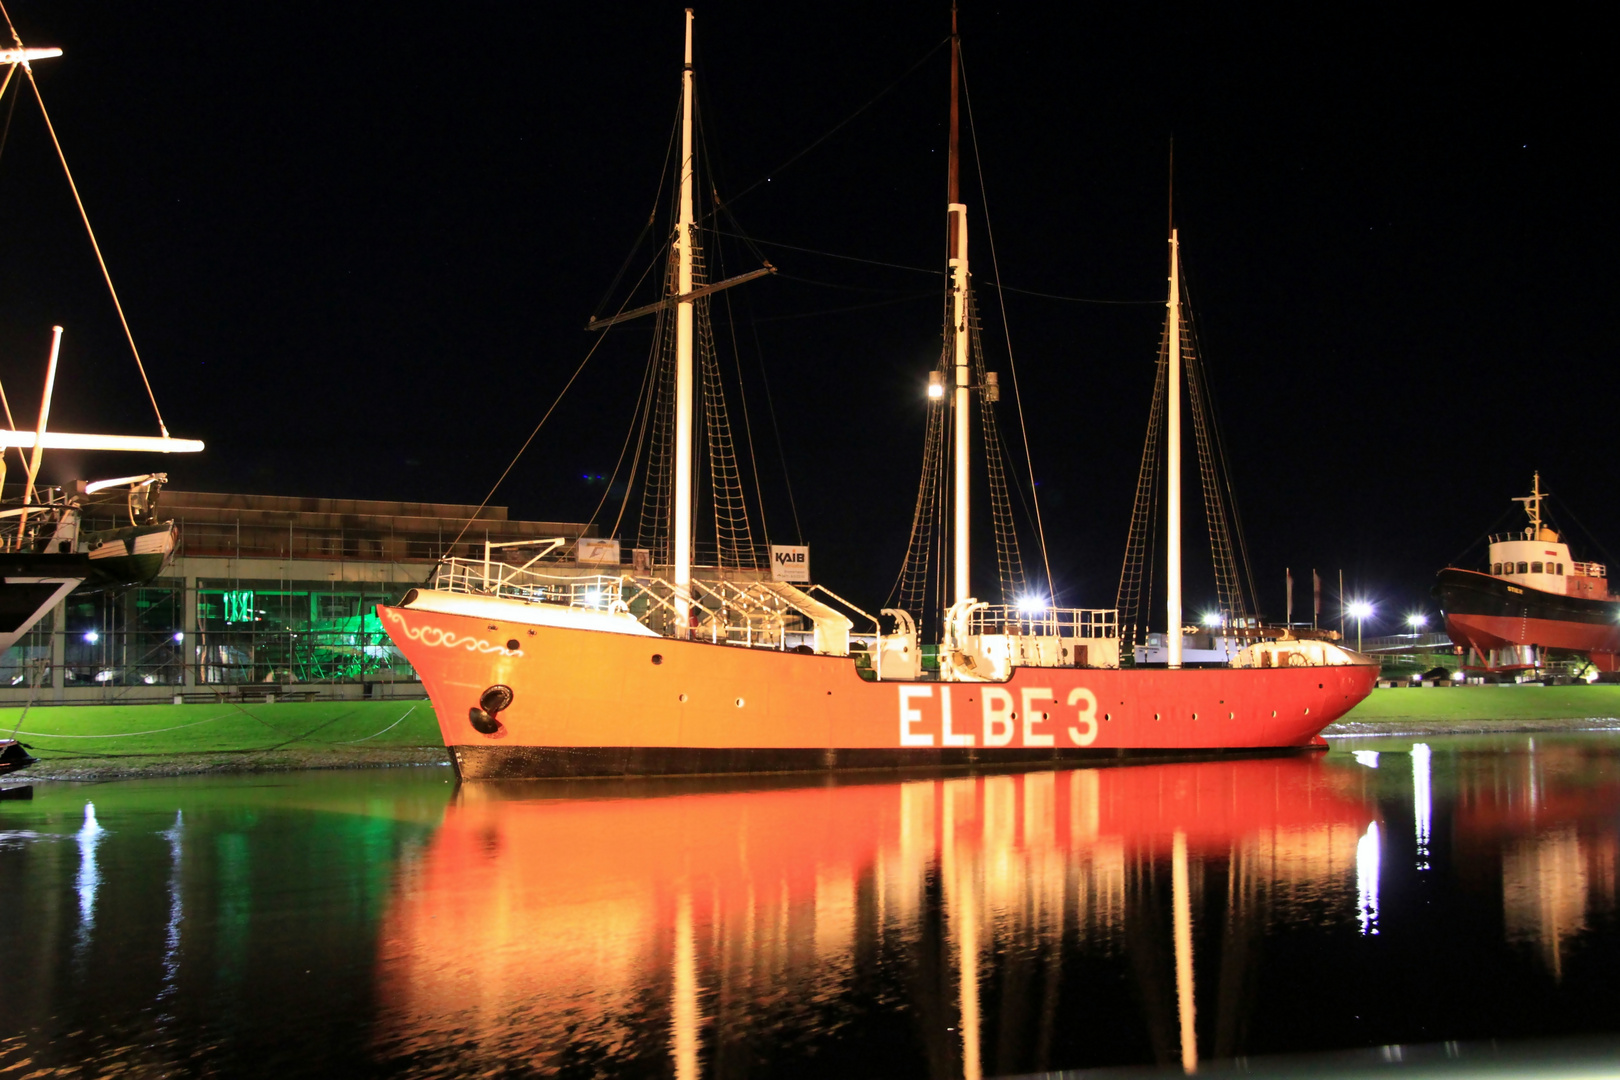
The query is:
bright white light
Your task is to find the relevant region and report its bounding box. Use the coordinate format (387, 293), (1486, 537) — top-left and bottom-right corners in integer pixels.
(83, 630), (99, 643)
(1356, 821), (1381, 935)
(583, 588), (602, 609)
(142, 674), (157, 685)
(93, 670), (114, 683)
(173, 631), (185, 642)
(927, 382), (945, 400)
(1352, 750), (1380, 769)
(1348, 600), (1373, 620)
(1201, 611), (1222, 628)
(1016, 595), (1047, 615)
(0, 430), (203, 453)
(1406, 613), (1427, 629)
(1412, 743), (1432, 870)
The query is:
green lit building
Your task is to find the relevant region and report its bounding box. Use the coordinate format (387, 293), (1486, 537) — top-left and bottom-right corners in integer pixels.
(0, 491), (594, 706)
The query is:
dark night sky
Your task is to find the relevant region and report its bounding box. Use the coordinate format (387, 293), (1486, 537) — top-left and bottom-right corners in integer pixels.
(0, 2), (1611, 634)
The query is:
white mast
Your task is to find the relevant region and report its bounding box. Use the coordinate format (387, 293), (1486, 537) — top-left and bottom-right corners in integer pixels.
(672, 8), (696, 638)
(947, 9), (970, 607)
(1166, 229), (1183, 669)
(15, 325), (63, 542)
(1514, 471), (1545, 536)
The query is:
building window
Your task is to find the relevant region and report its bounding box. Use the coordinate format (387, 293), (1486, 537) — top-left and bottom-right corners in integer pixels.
(194, 579), (415, 685)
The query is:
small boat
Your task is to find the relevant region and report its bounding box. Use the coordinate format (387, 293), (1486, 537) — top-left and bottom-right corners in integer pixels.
(1435, 473), (1619, 675)
(0, 741), (37, 777)
(380, 11), (1377, 780)
(0, 38), (203, 666)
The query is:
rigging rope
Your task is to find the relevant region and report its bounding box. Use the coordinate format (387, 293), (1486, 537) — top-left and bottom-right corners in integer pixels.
(590, 92), (683, 323)
(960, 53), (1053, 601)
(726, 36), (949, 206)
(0, 4), (172, 437)
(717, 230), (1163, 305)
(432, 327), (617, 568)
(750, 319), (802, 544)
(0, 63), (17, 170)
(751, 292), (936, 323)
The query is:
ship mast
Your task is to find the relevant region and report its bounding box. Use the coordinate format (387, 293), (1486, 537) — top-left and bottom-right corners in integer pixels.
(947, 5), (971, 607)
(1513, 471), (1545, 536)
(673, 8), (696, 637)
(1166, 229), (1183, 669)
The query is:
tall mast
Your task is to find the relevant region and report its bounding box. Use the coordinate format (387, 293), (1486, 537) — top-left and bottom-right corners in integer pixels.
(1514, 471), (1546, 536)
(673, 8), (696, 637)
(947, 4), (971, 607)
(1166, 229), (1183, 669)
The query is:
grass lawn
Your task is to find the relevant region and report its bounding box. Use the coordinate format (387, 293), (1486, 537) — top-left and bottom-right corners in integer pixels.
(1, 699), (444, 762)
(1342, 684), (1620, 722)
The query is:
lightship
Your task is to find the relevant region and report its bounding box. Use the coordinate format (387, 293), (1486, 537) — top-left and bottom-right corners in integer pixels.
(379, 10), (1378, 780)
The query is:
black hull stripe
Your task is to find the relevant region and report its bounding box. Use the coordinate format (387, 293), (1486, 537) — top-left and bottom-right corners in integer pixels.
(1434, 568), (1620, 626)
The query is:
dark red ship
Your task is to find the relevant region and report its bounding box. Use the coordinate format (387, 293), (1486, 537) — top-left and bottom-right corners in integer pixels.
(1435, 474), (1620, 674)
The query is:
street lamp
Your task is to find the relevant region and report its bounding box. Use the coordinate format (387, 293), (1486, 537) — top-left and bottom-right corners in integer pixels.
(1406, 613), (1427, 634)
(1347, 600), (1373, 652)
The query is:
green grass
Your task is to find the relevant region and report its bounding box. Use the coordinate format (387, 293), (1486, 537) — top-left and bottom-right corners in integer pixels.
(7, 684), (1619, 768)
(1343, 684), (1620, 722)
(1, 699), (443, 761)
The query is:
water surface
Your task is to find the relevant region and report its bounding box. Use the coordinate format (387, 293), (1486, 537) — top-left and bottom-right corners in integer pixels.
(3, 736), (1620, 1076)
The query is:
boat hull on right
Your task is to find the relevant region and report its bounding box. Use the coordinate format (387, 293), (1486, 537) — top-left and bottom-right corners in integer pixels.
(1435, 567), (1620, 670)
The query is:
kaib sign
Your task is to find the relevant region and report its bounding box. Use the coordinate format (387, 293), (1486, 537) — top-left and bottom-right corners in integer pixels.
(770, 545), (810, 583)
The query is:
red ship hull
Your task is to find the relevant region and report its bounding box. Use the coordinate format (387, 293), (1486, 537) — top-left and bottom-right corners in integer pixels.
(379, 603), (1378, 779)
(1435, 567), (1620, 670)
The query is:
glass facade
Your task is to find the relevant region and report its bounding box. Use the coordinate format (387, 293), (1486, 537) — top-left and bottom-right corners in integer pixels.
(194, 579), (412, 685)
(1, 578), (416, 689)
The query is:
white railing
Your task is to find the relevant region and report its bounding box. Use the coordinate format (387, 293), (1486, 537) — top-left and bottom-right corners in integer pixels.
(430, 557), (859, 652)
(1574, 561), (1607, 578)
(964, 605), (1117, 639)
(434, 557), (624, 609)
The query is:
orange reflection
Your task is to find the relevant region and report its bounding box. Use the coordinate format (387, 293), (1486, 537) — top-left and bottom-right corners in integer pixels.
(1450, 741), (1620, 980)
(374, 757), (1375, 1074)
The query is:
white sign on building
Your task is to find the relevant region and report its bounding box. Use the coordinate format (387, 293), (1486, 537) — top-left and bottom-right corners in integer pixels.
(770, 544), (810, 583)
(576, 538), (621, 565)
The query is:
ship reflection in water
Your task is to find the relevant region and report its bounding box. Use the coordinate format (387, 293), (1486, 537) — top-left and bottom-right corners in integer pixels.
(6, 739), (1620, 1076)
(374, 758), (1369, 1075)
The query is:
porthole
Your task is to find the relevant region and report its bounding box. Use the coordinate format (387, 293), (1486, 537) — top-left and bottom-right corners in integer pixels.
(735, 697), (746, 708)
(651, 654), (664, 665)
(1191, 712), (1198, 720)
(1228, 712), (1235, 720)
(1104, 713), (1111, 721)
(506, 639), (520, 651)
(678, 693), (688, 703)
(1304, 707), (1311, 715)
(1154, 712), (1161, 721)
(1271, 710), (1277, 718)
